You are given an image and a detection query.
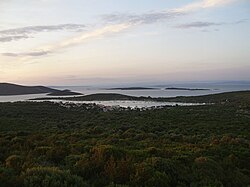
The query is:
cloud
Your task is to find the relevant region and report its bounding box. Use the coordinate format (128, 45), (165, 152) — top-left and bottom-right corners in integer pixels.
(0, 24), (86, 35)
(2, 51), (49, 57)
(234, 19), (248, 24)
(0, 35), (29, 42)
(102, 11), (183, 25)
(174, 0), (236, 13)
(176, 21), (224, 29)
(2, 0), (241, 58)
(102, 0), (237, 25)
(2, 24), (130, 57)
(176, 19), (247, 29)
(0, 24), (86, 42)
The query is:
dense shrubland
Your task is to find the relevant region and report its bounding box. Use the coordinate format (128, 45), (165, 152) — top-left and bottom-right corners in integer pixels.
(0, 92), (249, 187)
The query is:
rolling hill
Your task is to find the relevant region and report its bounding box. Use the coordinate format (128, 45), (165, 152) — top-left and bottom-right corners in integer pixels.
(0, 83), (59, 96)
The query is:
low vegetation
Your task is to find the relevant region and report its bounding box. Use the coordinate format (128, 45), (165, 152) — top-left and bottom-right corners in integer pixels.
(0, 91), (250, 186)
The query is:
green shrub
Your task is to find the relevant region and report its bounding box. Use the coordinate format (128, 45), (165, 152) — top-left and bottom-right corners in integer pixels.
(22, 167), (87, 187)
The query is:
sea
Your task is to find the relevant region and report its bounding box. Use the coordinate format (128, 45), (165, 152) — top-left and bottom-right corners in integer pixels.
(0, 82), (249, 108)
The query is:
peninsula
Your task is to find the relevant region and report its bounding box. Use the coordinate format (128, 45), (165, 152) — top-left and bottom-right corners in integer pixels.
(0, 83), (82, 96)
(107, 87), (156, 90)
(165, 87), (210, 91)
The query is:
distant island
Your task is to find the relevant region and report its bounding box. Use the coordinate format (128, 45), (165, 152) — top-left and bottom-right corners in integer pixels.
(47, 89), (83, 96)
(0, 83), (82, 96)
(107, 87), (156, 90)
(165, 87), (210, 91)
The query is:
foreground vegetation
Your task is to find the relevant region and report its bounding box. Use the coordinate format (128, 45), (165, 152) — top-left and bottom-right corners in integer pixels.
(0, 91), (250, 186)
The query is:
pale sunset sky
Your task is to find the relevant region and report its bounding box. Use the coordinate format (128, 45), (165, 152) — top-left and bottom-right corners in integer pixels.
(0, 0), (249, 86)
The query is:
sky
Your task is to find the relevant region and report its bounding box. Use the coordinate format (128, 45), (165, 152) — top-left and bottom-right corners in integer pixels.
(0, 0), (250, 86)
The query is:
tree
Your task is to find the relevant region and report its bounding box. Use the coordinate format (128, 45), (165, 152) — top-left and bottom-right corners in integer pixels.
(22, 167), (87, 187)
(5, 155), (23, 174)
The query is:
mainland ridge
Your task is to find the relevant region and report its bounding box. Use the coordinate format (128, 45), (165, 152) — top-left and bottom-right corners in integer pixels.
(0, 83), (82, 96)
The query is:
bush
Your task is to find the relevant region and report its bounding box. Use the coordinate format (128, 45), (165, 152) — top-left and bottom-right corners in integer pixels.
(5, 155), (23, 173)
(22, 167), (87, 187)
(0, 166), (21, 187)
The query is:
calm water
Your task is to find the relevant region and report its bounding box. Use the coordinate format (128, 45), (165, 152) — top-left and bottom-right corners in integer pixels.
(52, 83), (250, 98)
(1, 83), (249, 107)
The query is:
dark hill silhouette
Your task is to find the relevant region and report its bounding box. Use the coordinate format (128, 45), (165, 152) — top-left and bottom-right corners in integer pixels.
(47, 89), (83, 96)
(0, 83), (59, 96)
(107, 87), (156, 90)
(165, 87), (210, 91)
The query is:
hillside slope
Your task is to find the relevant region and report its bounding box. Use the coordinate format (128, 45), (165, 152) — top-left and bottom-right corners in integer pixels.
(0, 83), (58, 96)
